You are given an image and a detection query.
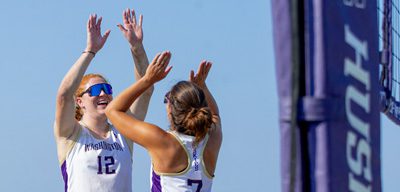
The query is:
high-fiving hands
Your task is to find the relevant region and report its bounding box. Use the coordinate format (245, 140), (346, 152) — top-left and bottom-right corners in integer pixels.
(117, 8), (144, 49)
(83, 10), (212, 89)
(190, 61), (212, 88)
(144, 51), (173, 84)
(85, 14), (111, 54)
(85, 8), (144, 54)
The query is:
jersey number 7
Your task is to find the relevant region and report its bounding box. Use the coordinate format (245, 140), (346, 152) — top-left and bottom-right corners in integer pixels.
(187, 179), (203, 192)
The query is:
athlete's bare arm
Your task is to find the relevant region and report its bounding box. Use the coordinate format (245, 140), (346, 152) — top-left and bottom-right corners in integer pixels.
(55, 14), (110, 139)
(106, 52), (172, 149)
(190, 61), (222, 175)
(117, 8), (154, 122)
(54, 14), (110, 163)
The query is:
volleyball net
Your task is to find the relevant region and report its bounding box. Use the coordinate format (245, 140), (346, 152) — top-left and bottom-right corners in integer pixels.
(379, 0), (400, 125)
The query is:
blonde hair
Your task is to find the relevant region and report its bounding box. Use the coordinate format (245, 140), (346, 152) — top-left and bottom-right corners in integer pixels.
(74, 74), (109, 121)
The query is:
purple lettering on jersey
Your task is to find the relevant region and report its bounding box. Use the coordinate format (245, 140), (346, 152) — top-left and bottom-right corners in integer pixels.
(193, 148), (199, 171)
(84, 141), (123, 152)
(151, 170), (162, 192)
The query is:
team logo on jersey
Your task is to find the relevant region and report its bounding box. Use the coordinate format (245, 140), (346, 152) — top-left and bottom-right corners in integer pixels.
(84, 141), (123, 152)
(193, 148), (199, 171)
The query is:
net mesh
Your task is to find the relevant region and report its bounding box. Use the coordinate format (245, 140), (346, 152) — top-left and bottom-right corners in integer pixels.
(379, 0), (400, 123)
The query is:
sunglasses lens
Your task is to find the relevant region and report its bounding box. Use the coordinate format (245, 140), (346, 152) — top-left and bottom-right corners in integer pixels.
(89, 84), (102, 96)
(88, 83), (113, 96)
(103, 84), (113, 95)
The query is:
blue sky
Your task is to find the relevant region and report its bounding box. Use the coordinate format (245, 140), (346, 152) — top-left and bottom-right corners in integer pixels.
(0, 0), (398, 191)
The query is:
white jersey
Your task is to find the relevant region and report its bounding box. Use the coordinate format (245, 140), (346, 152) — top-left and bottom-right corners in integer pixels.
(61, 123), (132, 192)
(150, 131), (214, 192)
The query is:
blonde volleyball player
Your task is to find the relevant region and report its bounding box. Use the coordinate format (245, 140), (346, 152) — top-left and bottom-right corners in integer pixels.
(54, 9), (152, 192)
(106, 56), (222, 192)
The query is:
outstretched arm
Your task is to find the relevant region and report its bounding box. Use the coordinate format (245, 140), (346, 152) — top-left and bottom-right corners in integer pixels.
(117, 8), (153, 121)
(190, 61), (219, 117)
(106, 52), (172, 149)
(55, 14), (110, 138)
(190, 61), (222, 146)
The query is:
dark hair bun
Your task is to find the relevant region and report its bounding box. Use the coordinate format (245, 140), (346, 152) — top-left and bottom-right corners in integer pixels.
(183, 107), (213, 144)
(167, 81), (212, 145)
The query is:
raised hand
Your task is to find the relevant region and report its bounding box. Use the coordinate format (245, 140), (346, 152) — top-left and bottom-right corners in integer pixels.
(85, 14), (111, 53)
(190, 60), (212, 88)
(117, 8), (143, 49)
(144, 51), (173, 84)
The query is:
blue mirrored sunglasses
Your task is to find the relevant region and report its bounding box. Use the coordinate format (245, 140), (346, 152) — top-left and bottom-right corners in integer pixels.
(80, 83), (113, 97)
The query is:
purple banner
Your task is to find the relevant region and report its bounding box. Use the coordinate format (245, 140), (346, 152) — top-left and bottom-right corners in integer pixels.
(272, 0), (381, 191)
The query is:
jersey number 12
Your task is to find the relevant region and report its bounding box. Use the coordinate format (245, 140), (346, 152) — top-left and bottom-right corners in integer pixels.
(97, 156), (116, 174)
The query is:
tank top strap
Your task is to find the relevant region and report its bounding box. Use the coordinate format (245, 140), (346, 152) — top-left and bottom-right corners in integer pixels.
(168, 131), (209, 155)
